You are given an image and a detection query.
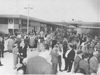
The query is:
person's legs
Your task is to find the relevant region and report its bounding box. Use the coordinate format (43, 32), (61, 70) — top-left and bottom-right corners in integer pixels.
(29, 45), (33, 51)
(0, 50), (3, 66)
(52, 63), (58, 74)
(13, 54), (18, 69)
(0, 58), (3, 66)
(17, 69), (24, 75)
(58, 55), (62, 71)
(17, 64), (26, 74)
(65, 58), (69, 71)
(1, 48), (4, 58)
(20, 58), (23, 64)
(68, 61), (73, 72)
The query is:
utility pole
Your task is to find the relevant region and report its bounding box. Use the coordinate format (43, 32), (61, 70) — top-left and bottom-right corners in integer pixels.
(24, 6), (33, 34)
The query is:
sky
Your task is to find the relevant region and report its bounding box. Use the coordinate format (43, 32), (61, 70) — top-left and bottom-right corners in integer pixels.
(0, 0), (99, 22)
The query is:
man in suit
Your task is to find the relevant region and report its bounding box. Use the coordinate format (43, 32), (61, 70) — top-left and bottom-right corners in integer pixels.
(18, 38), (28, 64)
(50, 44), (59, 74)
(65, 43), (75, 72)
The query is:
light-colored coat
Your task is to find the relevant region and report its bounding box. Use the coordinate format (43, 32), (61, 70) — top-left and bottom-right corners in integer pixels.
(26, 56), (53, 74)
(89, 56), (99, 73)
(7, 38), (14, 51)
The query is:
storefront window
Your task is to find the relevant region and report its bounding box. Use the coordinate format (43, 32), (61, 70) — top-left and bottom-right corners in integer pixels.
(14, 18), (19, 24)
(0, 18), (8, 24)
(22, 19), (27, 27)
(8, 19), (13, 24)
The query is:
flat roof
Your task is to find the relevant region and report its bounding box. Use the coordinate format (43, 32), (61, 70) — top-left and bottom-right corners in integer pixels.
(0, 14), (100, 28)
(53, 21), (100, 27)
(0, 14), (57, 25)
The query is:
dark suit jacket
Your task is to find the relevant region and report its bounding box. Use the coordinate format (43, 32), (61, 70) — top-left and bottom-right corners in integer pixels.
(18, 42), (28, 58)
(67, 49), (75, 61)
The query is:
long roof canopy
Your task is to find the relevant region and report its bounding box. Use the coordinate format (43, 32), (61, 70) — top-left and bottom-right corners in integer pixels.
(0, 14), (100, 28)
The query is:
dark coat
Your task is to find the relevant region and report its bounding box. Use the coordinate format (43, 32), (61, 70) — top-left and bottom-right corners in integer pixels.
(52, 39), (57, 48)
(66, 49), (75, 61)
(18, 41), (28, 58)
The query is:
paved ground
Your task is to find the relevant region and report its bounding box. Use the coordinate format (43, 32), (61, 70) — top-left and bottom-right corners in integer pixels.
(0, 52), (16, 75)
(0, 51), (83, 75)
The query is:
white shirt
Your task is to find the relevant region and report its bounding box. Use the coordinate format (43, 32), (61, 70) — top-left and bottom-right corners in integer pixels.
(65, 49), (71, 58)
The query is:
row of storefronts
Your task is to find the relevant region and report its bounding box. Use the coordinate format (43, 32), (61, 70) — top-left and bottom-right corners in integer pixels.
(0, 15), (99, 36)
(0, 15), (64, 35)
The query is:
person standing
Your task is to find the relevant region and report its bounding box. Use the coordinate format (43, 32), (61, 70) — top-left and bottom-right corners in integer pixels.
(65, 43), (75, 72)
(58, 42), (63, 71)
(7, 36), (15, 53)
(12, 43), (19, 69)
(29, 34), (35, 51)
(0, 36), (3, 66)
(51, 36), (57, 49)
(50, 44), (59, 74)
(4, 37), (9, 52)
(18, 38), (28, 64)
(1, 36), (4, 58)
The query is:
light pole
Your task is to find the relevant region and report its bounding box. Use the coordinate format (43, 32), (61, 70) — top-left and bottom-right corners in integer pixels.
(24, 6), (33, 34)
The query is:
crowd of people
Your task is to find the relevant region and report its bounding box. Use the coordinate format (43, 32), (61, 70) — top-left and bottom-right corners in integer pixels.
(0, 29), (100, 75)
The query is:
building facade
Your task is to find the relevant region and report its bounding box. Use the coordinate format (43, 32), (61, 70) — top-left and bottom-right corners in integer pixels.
(0, 15), (59, 35)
